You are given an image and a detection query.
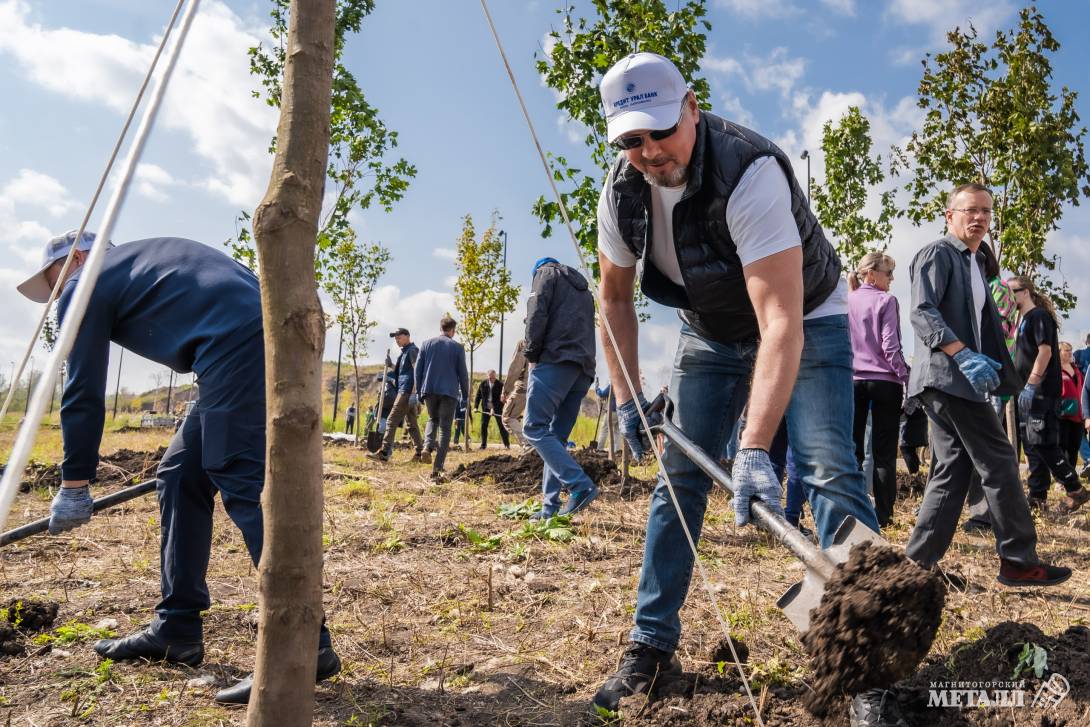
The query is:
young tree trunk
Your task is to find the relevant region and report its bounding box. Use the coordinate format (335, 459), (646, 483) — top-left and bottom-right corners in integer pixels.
(466, 348), (474, 451)
(248, 1), (335, 724)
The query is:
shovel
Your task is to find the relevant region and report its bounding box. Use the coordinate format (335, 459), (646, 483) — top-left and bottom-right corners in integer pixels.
(366, 350), (391, 453)
(650, 397), (888, 633)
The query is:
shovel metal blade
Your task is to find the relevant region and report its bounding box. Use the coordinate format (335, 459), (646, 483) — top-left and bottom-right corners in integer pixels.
(777, 515), (889, 632)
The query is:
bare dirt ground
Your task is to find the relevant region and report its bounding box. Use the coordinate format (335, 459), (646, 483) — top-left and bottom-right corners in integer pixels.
(1, 428), (1088, 726)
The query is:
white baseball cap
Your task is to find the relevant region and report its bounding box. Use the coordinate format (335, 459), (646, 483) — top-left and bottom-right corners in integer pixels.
(600, 52), (689, 143)
(17, 230), (104, 303)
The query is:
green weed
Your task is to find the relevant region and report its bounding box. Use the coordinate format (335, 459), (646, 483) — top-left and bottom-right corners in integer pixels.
(516, 515), (575, 543)
(33, 620), (117, 646)
(457, 525), (503, 553)
(1012, 642), (1048, 679)
(497, 499), (541, 520)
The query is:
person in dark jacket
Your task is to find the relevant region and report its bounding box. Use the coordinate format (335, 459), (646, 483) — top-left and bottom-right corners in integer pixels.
(474, 369), (509, 449)
(904, 184), (1070, 589)
(370, 328), (423, 461)
(415, 315), (469, 480)
(16, 231), (340, 705)
(522, 257), (598, 519)
(589, 53), (880, 723)
(1009, 276), (1089, 511)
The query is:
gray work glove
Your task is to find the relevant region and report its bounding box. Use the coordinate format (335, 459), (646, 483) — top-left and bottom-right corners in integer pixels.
(731, 448), (784, 527)
(952, 348), (1001, 396)
(1017, 382), (1037, 415)
(48, 485), (94, 535)
(618, 393), (662, 459)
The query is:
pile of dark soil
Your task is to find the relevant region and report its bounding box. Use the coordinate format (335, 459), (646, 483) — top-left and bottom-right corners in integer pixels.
(618, 673), (819, 726)
(3, 447), (166, 492)
(893, 621), (1090, 726)
(452, 447), (654, 495)
(0, 598), (60, 658)
(897, 470), (927, 498)
(802, 541), (946, 716)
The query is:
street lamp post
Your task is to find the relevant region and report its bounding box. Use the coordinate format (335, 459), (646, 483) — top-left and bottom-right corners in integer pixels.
(498, 229), (508, 374)
(800, 149), (811, 204)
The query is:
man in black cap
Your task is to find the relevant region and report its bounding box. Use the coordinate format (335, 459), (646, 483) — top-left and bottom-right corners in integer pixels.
(371, 327), (422, 461)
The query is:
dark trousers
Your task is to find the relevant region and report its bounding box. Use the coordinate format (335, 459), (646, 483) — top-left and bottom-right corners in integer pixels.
(381, 392), (422, 454)
(344, 415), (354, 434)
(423, 394), (457, 472)
(152, 333), (330, 647)
(852, 379), (903, 527)
(1059, 419), (1084, 476)
(479, 411), (510, 448)
(905, 389), (1037, 568)
(1021, 395), (1082, 499)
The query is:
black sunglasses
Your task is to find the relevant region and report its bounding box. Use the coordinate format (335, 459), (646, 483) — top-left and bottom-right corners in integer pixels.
(611, 101), (686, 151)
(1010, 287), (1025, 293)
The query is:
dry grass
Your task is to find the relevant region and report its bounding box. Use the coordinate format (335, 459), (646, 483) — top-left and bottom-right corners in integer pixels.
(0, 426), (1087, 725)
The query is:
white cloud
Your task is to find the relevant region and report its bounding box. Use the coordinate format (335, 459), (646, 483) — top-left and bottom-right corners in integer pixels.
(886, 0), (1015, 41)
(0, 0), (277, 208)
(134, 163), (179, 202)
(432, 247), (457, 261)
(703, 48), (807, 100)
(749, 48), (807, 97)
(1, 168), (79, 217)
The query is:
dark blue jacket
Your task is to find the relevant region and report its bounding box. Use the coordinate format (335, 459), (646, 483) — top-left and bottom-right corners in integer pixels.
(415, 334), (469, 400)
(393, 342), (419, 395)
(58, 238), (263, 479)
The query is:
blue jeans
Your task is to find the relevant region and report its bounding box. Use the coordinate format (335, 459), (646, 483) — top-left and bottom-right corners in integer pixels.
(783, 446), (809, 526)
(523, 362), (595, 509)
(630, 316), (879, 652)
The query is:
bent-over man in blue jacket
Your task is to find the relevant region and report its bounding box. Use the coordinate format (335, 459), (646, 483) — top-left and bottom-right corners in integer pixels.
(16, 231), (340, 705)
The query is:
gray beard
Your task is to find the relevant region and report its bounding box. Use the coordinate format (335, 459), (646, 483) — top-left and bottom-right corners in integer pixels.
(643, 165), (688, 188)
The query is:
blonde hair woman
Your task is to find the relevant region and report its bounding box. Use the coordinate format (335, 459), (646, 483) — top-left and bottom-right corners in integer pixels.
(847, 252), (908, 527)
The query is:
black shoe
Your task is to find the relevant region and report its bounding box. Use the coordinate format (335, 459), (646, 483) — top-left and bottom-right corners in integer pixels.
(94, 628), (203, 667)
(850, 688), (908, 727)
(592, 642), (682, 712)
(214, 646), (342, 705)
(960, 517), (991, 534)
(997, 559), (1072, 587)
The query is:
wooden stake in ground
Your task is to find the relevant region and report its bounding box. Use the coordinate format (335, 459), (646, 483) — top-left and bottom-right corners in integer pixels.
(248, 1), (335, 724)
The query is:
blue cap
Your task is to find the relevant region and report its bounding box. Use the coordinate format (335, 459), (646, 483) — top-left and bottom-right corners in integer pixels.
(532, 256), (558, 278)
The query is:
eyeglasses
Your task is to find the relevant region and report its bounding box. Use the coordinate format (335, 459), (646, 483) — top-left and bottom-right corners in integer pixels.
(612, 101), (687, 151)
(1010, 287), (1025, 293)
(950, 207), (993, 217)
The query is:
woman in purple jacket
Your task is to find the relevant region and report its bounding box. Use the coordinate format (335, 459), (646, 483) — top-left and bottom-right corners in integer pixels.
(848, 252), (910, 527)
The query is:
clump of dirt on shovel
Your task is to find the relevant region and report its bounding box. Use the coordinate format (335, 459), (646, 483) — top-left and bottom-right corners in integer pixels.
(802, 540), (946, 716)
(452, 447), (654, 495)
(0, 598), (60, 657)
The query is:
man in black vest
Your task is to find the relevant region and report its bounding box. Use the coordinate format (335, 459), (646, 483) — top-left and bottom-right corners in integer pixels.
(590, 53), (884, 725)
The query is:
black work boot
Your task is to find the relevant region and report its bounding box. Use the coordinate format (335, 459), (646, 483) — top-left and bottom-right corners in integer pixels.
(592, 642), (682, 712)
(850, 688), (908, 726)
(94, 628), (204, 667)
(214, 646), (341, 705)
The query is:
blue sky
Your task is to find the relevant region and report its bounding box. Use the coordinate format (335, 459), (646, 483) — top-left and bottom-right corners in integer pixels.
(2, 0), (1090, 398)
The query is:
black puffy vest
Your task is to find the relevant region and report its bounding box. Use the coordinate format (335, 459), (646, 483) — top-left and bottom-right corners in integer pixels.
(609, 110), (841, 343)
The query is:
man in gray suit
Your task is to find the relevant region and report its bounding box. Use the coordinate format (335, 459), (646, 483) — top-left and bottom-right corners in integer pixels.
(905, 183), (1070, 587)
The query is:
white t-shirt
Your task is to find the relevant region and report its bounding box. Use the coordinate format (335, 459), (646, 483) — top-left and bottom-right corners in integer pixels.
(969, 253), (987, 348)
(597, 155), (848, 319)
